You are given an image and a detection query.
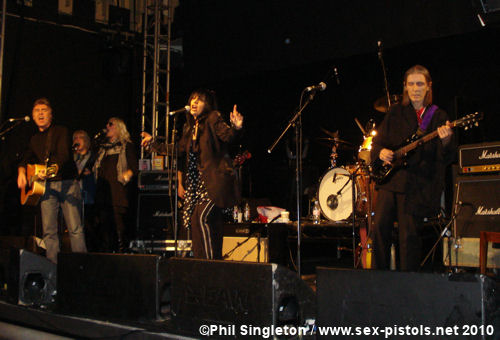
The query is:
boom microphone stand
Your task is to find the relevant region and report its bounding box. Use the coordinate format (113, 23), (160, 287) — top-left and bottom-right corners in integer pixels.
(268, 89), (321, 277)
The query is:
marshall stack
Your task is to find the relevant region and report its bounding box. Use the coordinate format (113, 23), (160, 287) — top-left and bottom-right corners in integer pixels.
(444, 141), (500, 268)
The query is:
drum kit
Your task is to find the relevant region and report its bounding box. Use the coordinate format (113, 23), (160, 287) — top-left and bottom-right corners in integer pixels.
(315, 95), (401, 223)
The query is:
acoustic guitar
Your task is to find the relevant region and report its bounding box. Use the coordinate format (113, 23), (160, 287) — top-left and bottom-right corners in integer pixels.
(21, 163), (59, 205)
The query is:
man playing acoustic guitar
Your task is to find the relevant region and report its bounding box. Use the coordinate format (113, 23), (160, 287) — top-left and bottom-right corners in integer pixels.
(17, 98), (87, 263)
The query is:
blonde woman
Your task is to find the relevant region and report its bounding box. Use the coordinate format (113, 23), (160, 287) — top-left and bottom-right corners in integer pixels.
(94, 117), (137, 252)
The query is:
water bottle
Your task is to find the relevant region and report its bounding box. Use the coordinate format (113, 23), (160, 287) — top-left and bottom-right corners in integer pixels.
(390, 243), (396, 270)
(312, 199), (321, 224)
(244, 202), (251, 222)
(233, 205), (239, 223)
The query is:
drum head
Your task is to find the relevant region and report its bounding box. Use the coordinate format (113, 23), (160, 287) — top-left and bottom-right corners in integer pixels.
(318, 167), (355, 221)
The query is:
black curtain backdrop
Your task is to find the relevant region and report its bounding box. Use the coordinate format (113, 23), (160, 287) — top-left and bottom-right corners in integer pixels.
(1, 0), (499, 232)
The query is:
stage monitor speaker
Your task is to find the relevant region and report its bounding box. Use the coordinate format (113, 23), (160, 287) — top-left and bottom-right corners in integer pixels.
(136, 192), (173, 240)
(316, 267), (500, 339)
(56, 253), (169, 321)
(453, 174), (500, 238)
(0, 248), (56, 306)
(169, 257), (315, 336)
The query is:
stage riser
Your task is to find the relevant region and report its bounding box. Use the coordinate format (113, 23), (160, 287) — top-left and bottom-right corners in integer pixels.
(316, 267), (500, 339)
(56, 253), (169, 321)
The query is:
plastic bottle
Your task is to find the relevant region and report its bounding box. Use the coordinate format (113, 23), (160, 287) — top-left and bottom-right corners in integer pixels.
(244, 202), (251, 222)
(312, 200), (321, 224)
(233, 205), (239, 223)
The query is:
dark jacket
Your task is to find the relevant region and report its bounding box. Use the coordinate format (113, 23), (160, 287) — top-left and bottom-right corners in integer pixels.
(19, 124), (78, 181)
(370, 103), (456, 217)
(179, 110), (241, 208)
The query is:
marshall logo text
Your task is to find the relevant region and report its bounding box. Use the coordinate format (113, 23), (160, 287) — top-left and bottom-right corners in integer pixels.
(475, 206), (500, 216)
(478, 150), (500, 160)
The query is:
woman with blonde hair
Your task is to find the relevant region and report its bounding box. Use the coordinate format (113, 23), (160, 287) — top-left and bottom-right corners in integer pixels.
(94, 117), (137, 252)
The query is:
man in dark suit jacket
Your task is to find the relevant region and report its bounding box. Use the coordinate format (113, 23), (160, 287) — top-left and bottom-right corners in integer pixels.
(370, 65), (455, 271)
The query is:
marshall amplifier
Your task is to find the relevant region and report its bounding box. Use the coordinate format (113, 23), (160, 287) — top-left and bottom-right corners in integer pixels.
(137, 192), (173, 239)
(453, 174), (500, 238)
(459, 141), (500, 174)
(138, 170), (173, 191)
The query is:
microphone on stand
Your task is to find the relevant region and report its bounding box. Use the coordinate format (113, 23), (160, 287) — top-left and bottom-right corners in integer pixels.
(94, 129), (107, 140)
(377, 40), (383, 59)
(333, 67), (340, 85)
(305, 81), (327, 92)
(169, 106), (190, 116)
(8, 116), (30, 122)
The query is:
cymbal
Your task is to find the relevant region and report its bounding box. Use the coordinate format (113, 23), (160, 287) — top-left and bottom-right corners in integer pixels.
(316, 137), (354, 146)
(320, 127), (339, 138)
(374, 94), (402, 113)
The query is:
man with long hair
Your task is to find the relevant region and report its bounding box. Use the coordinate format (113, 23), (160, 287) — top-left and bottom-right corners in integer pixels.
(370, 65), (455, 271)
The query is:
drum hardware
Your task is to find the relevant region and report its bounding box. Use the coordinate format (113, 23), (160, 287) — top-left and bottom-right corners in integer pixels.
(373, 94), (402, 113)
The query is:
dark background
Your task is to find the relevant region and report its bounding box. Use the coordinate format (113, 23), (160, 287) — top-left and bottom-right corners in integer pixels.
(1, 0), (499, 234)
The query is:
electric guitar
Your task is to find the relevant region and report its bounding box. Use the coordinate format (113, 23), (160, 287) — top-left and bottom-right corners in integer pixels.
(21, 163), (59, 205)
(371, 112), (483, 184)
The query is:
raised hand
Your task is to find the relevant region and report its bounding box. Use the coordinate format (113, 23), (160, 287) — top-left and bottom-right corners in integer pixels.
(230, 104), (243, 130)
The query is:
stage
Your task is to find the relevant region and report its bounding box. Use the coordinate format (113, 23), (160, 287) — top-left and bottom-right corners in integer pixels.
(0, 246), (499, 339)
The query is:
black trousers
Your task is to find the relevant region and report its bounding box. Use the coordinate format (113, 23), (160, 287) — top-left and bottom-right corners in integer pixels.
(372, 189), (422, 271)
(190, 200), (223, 260)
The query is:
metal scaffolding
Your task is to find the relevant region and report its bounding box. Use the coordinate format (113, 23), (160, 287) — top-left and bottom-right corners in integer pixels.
(140, 0), (173, 160)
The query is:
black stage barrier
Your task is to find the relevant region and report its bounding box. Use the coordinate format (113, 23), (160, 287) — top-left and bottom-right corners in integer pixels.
(169, 257), (316, 337)
(0, 248), (56, 306)
(316, 267), (500, 339)
(56, 252), (169, 321)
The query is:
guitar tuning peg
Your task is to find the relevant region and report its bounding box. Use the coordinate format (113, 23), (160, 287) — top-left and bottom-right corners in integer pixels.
(464, 126), (469, 130)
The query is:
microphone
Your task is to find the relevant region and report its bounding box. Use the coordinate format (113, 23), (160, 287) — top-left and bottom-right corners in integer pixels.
(333, 67), (340, 85)
(8, 116), (30, 122)
(94, 129), (107, 139)
(72, 143), (80, 151)
(377, 40), (383, 59)
(305, 81), (327, 92)
(169, 106), (190, 116)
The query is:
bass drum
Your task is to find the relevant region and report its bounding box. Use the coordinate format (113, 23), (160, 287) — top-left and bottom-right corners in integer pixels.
(318, 167), (357, 221)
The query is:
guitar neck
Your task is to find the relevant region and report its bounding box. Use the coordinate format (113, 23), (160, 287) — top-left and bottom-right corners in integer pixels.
(394, 121), (457, 158)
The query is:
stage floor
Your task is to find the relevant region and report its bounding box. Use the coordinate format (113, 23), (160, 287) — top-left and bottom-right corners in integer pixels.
(0, 300), (196, 340)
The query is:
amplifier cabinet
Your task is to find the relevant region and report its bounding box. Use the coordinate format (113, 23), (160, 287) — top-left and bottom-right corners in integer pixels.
(453, 174), (500, 238)
(443, 237), (500, 268)
(136, 192), (173, 239)
(138, 170), (173, 191)
(459, 141), (500, 173)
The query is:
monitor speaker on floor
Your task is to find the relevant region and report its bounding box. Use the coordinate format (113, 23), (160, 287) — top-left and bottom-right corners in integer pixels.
(56, 253), (169, 321)
(0, 248), (56, 306)
(169, 257), (316, 336)
(316, 267), (500, 339)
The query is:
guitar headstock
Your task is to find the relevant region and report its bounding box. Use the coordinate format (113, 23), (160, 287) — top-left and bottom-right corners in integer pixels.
(454, 112), (483, 130)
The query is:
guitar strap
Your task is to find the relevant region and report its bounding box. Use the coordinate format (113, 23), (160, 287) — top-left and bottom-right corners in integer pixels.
(44, 126), (54, 165)
(416, 105), (438, 136)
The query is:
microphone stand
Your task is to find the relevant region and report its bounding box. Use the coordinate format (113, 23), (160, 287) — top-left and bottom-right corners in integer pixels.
(377, 41), (392, 111)
(268, 90), (318, 277)
(170, 114), (181, 257)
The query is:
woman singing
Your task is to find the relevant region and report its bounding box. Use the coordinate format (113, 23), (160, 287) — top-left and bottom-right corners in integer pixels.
(142, 89), (243, 259)
(94, 117), (137, 252)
